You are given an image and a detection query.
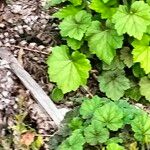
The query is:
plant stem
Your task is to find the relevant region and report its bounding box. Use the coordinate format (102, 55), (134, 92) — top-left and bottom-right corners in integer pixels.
(81, 86), (93, 98)
(123, 0), (128, 5)
(94, 145), (101, 150)
(83, 0), (91, 13)
(141, 144), (145, 150)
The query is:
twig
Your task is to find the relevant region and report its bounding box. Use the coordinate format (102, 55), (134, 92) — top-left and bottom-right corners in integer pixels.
(81, 86), (93, 98)
(11, 45), (50, 55)
(0, 47), (64, 127)
(36, 134), (53, 137)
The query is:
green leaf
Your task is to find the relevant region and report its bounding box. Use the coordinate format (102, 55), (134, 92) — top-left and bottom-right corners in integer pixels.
(59, 10), (92, 40)
(68, 117), (83, 130)
(84, 123), (109, 145)
(115, 100), (142, 124)
(106, 143), (125, 150)
(51, 87), (64, 102)
(120, 47), (133, 68)
(98, 70), (130, 100)
(66, 38), (83, 50)
(132, 63), (145, 78)
(102, 55), (125, 70)
(53, 5), (81, 19)
(132, 34), (150, 74)
(106, 137), (123, 145)
(146, 25), (150, 34)
(131, 113), (150, 143)
(69, 0), (82, 6)
(80, 96), (106, 119)
(31, 135), (43, 150)
(87, 21), (123, 64)
(47, 0), (66, 6)
(125, 82), (141, 101)
(58, 130), (85, 150)
(47, 45), (91, 93)
(139, 76), (150, 101)
(112, 1), (150, 39)
(89, 0), (117, 19)
(147, 0), (150, 5)
(92, 102), (124, 131)
(102, 0), (109, 3)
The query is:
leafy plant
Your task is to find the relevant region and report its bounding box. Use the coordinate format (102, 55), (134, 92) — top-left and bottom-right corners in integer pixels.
(59, 10), (92, 40)
(112, 1), (150, 40)
(47, 45), (91, 93)
(79, 96), (106, 119)
(106, 143), (125, 150)
(86, 20), (123, 64)
(139, 76), (150, 101)
(131, 112), (150, 143)
(120, 47), (133, 68)
(84, 122), (109, 145)
(98, 69), (130, 100)
(58, 129), (85, 150)
(92, 102), (123, 131)
(46, 0), (150, 104)
(132, 34), (150, 74)
(45, 0), (150, 149)
(49, 96), (150, 149)
(51, 87), (64, 102)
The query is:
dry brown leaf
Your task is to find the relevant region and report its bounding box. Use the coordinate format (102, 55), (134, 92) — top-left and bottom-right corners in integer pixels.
(20, 132), (35, 146)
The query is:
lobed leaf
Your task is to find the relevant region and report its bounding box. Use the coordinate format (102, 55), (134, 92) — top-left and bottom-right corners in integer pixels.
(139, 76), (150, 101)
(53, 5), (81, 19)
(106, 143), (125, 150)
(47, 45), (91, 93)
(66, 38), (83, 50)
(89, 0), (117, 19)
(98, 70), (130, 100)
(84, 123), (109, 145)
(131, 113), (150, 143)
(113, 1), (150, 39)
(58, 130), (85, 150)
(132, 34), (150, 74)
(59, 10), (92, 40)
(92, 102), (124, 131)
(87, 21), (123, 64)
(120, 47), (133, 68)
(80, 96), (106, 119)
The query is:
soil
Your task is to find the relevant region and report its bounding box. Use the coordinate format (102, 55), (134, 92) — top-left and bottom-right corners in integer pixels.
(0, 0), (63, 149)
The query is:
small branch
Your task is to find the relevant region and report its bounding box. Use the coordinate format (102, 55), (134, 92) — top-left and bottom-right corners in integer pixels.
(81, 86), (93, 98)
(11, 45), (50, 55)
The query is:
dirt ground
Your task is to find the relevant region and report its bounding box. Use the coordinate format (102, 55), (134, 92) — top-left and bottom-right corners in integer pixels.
(0, 0), (63, 149)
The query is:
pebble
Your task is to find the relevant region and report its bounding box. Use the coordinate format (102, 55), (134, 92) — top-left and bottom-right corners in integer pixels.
(5, 43), (11, 47)
(2, 91), (9, 97)
(20, 40), (27, 46)
(12, 4), (22, 13)
(29, 42), (37, 48)
(0, 23), (5, 28)
(0, 41), (3, 47)
(4, 32), (9, 37)
(38, 45), (45, 50)
(9, 39), (16, 44)
(0, 34), (4, 39)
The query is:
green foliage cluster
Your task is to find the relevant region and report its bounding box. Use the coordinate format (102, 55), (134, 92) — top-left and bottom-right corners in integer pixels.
(50, 96), (150, 149)
(46, 0), (150, 103)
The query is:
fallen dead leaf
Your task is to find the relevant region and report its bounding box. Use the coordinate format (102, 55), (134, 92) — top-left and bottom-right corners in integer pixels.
(20, 132), (35, 146)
